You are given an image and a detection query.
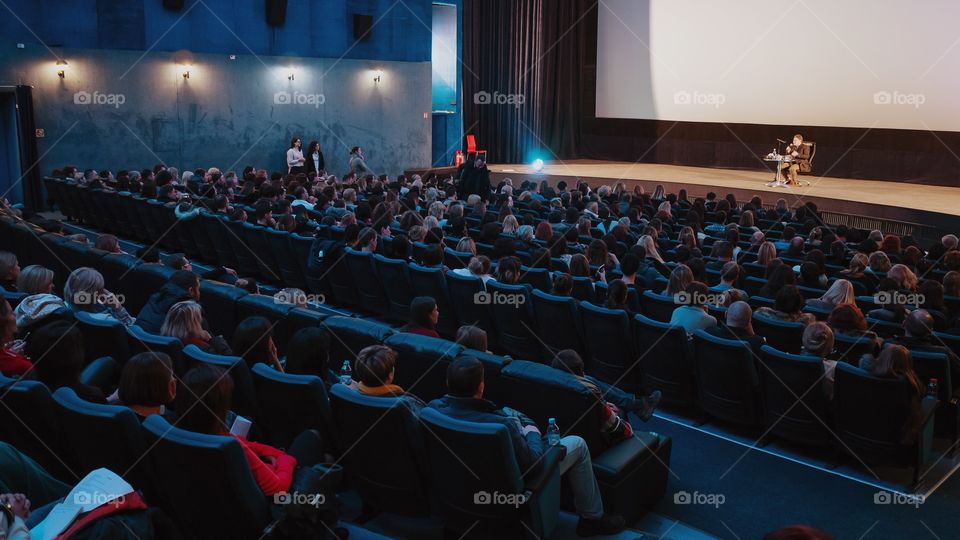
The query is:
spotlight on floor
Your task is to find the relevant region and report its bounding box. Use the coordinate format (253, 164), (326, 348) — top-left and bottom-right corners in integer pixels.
(531, 158), (545, 173)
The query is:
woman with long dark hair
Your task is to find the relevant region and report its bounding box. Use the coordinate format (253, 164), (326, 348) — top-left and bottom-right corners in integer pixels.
(305, 140), (325, 175)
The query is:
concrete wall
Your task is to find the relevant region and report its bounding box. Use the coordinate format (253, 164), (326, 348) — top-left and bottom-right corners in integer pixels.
(0, 46), (432, 177)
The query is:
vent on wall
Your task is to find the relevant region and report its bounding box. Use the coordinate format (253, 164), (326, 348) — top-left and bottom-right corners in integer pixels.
(353, 14), (374, 40)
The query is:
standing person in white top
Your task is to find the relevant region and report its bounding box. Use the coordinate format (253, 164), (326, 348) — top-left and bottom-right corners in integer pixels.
(286, 137), (305, 174)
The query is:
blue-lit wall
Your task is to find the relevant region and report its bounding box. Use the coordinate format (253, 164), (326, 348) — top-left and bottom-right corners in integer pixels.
(0, 0), (439, 179)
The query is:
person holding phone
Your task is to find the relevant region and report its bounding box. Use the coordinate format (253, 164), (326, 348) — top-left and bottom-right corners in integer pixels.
(779, 133), (811, 185)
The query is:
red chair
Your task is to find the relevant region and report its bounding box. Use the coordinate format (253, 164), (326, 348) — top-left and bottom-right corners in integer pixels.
(465, 134), (487, 161)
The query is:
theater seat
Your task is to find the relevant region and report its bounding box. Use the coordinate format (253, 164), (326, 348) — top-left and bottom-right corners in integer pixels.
(126, 325), (185, 374)
(124, 263), (177, 316)
(373, 254), (415, 323)
(529, 289), (585, 360)
(141, 415), (271, 538)
(752, 316), (804, 354)
(579, 302), (638, 391)
(385, 332), (465, 401)
(418, 407), (563, 539)
(328, 384), (430, 518)
(692, 330), (763, 426)
(250, 364), (333, 450)
(445, 272), (498, 343)
(757, 346), (833, 446)
(74, 311), (131, 367)
(408, 263), (458, 338)
(266, 227), (307, 289)
(633, 314), (696, 405)
(641, 290), (677, 323)
(833, 362), (937, 485)
(183, 344), (259, 421)
(51, 387), (156, 496)
(0, 379), (72, 481)
(344, 248), (390, 317)
(485, 282), (539, 360)
(198, 280), (249, 343)
(236, 293), (294, 355)
(321, 316), (396, 368)
(907, 349), (958, 443)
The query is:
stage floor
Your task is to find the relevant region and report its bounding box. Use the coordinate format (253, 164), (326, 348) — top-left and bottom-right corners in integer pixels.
(486, 160), (960, 236)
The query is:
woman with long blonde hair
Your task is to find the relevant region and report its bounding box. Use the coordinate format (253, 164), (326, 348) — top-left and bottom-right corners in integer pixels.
(638, 235), (664, 264)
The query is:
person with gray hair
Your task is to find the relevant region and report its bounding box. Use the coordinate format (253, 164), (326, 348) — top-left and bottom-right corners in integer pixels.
(704, 300), (765, 354)
(943, 234), (959, 250)
(15, 265), (55, 295)
(63, 267), (136, 327)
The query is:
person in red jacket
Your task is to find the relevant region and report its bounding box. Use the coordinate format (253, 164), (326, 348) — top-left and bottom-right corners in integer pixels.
(0, 299), (31, 377)
(400, 297), (441, 338)
(174, 364), (307, 496)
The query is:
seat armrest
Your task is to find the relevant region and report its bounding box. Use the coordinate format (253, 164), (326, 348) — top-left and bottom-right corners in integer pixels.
(80, 356), (118, 390)
(920, 396), (938, 426)
(524, 444), (565, 495)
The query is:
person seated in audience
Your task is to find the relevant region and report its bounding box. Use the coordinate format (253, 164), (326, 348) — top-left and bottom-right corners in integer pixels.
(93, 234), (126, 254)
(455, 236), (476, 256)
(552, 272), (574, 297)
(756, 285), (816, 325)
(354, 226), (378, 253)
(451, 255), (494, 283)
(233, 277), (259, 295)
(858, 345), (924, 443)
(868, 251), (892, 274)
(162, 300), (232, 355)
(25, 320), (105, 403)
(795, 261), (826, 289)
(0, 252), (20, 291)
(665, 264), (693, 297)
(638, 234), (665, 264)
(232, 316), (282, 372)
(137, 270), (202, 334)
(63, 267), (135, 327)
(886, 309), (960, 389)
(705, 301), (765, 353)
(15, 265), (55, 295)
(110, 351), (176, 419)
(670, 282), (717, 335)
(943, 270), (960, 300)
(802, 322), (837, 398)
(827, 303), (881, 354)
(758, 264), (797, 299)
(401, 296), (441, 338)
(756, 241), (777, 267)
(707, 241), (733, 272)
(175, 364), (322, 496)
(711, 261), (746, 297)
(353, 344), (426, 409)
(551, 349), (661, 424)
(0, 299), (30, 377)
(629, 246), (666, 287)
(428, 357), (626, 536)
(805, 279), (855, 312)
(455, 325), (490, 353)
(917, 280), (948, 330)
(605, 279), (635, 314)
(887, 263), (918, 292)
(494, 256), (523, 284)
(284, 327), (335, 386)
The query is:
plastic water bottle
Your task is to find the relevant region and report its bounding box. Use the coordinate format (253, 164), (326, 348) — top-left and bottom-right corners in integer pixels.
(927, 378), (939, 398)
(546, 418), (561, 446)
(340, 360), (353, 386)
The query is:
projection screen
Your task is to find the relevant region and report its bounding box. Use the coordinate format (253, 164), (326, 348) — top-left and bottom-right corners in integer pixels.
(595, 0), (960, 131)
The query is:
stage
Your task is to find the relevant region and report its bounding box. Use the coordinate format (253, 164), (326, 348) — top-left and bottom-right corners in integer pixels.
(479, 160), (960, 240)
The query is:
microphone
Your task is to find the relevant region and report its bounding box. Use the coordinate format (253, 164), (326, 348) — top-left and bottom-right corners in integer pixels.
(776, 139), (787, 143)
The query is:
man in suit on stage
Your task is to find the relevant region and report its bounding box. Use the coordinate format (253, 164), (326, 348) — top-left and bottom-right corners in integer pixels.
(780, 133), (811, 185)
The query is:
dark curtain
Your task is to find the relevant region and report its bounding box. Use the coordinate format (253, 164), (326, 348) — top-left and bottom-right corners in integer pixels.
(15, 86), (41, 210)
(463, 0), (591, 164)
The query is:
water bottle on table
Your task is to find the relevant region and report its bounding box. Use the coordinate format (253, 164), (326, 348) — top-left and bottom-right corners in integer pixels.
(547, 418), (561, 446)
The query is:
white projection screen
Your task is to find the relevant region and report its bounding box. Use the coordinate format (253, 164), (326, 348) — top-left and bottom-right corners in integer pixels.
(596, 0), (960, 131)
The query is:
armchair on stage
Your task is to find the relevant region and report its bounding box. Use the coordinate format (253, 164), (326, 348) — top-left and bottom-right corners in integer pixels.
(765, 140), (816, 187)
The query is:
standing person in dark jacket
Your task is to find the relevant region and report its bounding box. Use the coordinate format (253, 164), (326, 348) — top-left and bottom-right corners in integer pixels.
(135, 271), (201, 334)
(427, 357), (626, 537)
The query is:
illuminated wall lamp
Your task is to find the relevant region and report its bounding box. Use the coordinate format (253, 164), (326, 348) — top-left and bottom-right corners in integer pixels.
(374, 69), (383, 83)
(56, 59), (68, 79)
(181, 65), (192, 79)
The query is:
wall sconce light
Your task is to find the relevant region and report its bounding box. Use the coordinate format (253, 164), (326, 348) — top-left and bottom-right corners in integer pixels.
(287, 68), (296, 81)
(181, 65), (192, 79)
(374, 69), (383, 83)
(56, 59), (68, 79)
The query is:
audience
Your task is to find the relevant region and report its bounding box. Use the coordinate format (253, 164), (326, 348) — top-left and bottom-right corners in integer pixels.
(705, 301), (766, 354)
(15, 265), (55, 295)
(669, 281), (717, 335)
(455, 324), (489, 352)
(755, 285), (816, 325)
(137, 270), (201, 334)
(551, 349), (661, 423)
(858, 345), (925, 443)
(0, 252), (19, 291)
(352, 345), (425, 411)
(0, 299), (30, 376)
(161, 300), (232, 354)
(805, 279), (855, 311)
(24, 320), (105, 403)
(63, 267), (135, 326)
(401, 297), (441, 338)
(284, 327), (335, 385)
(232, 316), (282, 372)
(111, 351), (177, 419)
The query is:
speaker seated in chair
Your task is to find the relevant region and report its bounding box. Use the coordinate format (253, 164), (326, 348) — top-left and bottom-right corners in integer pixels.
(779, 134), (814, 185)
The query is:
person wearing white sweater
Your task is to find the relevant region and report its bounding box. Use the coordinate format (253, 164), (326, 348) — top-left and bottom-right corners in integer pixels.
(286, 137), (305, 174)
